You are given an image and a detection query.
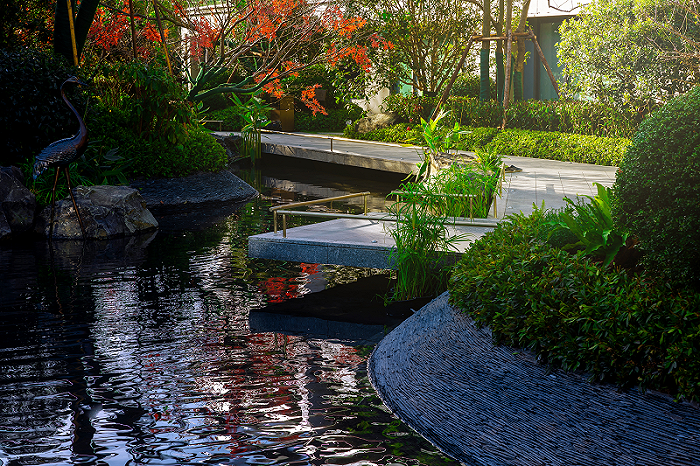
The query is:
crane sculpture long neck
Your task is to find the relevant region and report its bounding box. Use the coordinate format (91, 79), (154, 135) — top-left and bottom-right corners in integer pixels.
(61, 82), (88, 152)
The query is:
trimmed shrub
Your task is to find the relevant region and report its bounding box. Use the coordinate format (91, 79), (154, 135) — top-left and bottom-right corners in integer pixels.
(380, 94), (639, 138)
(205, 106), (246, 131)
(345, 123), (629, 167)
(0, 48), (81, 166)
(488, 129), (630, 166)
(449, 207), (700, 401)
(613, 86), (700, 287)
(451, 74), (496, 98)
(343, 123), (424, 144)
(295, 105), (363, 132)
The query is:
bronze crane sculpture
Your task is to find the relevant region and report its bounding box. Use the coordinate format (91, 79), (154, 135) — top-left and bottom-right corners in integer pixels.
(33, 76), (89, 239)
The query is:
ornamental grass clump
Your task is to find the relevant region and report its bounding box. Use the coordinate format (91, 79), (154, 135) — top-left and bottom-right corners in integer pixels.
(386, 184), (466, 301)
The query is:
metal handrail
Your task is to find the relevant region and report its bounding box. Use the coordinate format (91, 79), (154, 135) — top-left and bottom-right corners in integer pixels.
(270, 192), (371, 237)
(269, 163), (508, 237)
(273, 210), (499, 227)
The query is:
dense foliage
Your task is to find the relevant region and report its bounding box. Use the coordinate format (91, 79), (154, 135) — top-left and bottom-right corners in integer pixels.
(558, 0), (698, 113)
(295, 106), (364, 132)
(3, 50), (226, 190)
(487, 129), (629, 166)
(88, 61), (227, 178)
(344, 124), (630, 167)
(0, 48), (81, 166)
(449, 206), (700, 402)
(613, 85), (700, 287)
(381, 94), (640, 138)
(353, 0), (480, 95)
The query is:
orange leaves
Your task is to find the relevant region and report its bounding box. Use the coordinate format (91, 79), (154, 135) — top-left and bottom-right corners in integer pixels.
(301, 84), (328, 116)
(88, 6), (128, 51)
(256, 71), (285, 99)
(321, 5), (366, 37)
(327, 44), (372, 72)
(189, 17), (220, 57)
(370, 32), (394, 51)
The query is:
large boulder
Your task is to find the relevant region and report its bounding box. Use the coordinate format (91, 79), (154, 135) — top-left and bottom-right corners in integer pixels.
(355, 112), (399, 134)
(35, 185), (158, 240)
(0, 166), (36, 240)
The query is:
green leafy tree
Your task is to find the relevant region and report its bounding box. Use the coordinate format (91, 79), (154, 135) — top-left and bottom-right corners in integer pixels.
(354, 0), (483, 95)
(558, 0), (698, 113)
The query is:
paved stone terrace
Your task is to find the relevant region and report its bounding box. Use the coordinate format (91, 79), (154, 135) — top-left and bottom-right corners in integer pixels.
(368, 293), (700, 466)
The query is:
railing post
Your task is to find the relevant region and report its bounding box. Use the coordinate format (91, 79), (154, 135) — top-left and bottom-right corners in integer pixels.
(364, 194), (367, 214)
(330, 138), (333, 152)
(470, 197), (474, 220)
(274, 211), (278, 234)
(283, 214), (287, 238)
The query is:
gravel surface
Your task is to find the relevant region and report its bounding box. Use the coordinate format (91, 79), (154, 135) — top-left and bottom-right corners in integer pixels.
(368, 292), (700, 466)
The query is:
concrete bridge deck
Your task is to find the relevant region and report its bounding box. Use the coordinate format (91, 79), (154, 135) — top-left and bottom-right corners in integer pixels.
(241, 132), (618, 268)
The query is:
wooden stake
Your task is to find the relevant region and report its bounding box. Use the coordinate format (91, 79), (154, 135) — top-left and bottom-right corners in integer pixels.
(502, 0), (513, 129)
(430, 33), (478, 120)
(528, 27), (560, 99)
(66, 0), (78, 66)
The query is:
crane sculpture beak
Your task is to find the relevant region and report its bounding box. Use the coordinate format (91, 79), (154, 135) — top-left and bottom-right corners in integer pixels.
(66, 75), (90, 87)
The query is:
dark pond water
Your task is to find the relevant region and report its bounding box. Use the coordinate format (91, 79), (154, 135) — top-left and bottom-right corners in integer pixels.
(0, 155), (456, 466)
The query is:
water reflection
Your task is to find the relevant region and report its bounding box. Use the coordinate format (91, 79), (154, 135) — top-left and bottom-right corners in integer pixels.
(0, 162), (455, 466)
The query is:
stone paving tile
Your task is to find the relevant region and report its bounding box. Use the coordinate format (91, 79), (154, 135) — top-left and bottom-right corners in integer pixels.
(368, 293), (700, 466)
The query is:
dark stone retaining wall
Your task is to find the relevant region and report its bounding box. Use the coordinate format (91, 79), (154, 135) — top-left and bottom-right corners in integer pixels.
(368, 292), (700, 466)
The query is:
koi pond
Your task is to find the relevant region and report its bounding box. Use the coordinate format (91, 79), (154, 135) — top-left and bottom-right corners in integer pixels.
(0, 155), (457, 466)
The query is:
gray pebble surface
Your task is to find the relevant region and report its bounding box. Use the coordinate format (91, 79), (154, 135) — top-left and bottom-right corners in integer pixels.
(368, 292), (700, 466)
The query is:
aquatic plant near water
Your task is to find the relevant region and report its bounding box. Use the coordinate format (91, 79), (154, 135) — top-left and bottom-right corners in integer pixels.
(386, 183), (467, 301)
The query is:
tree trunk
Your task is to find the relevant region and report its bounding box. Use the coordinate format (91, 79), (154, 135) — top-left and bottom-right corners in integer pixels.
(479, 0), (491, 101)
(495, 0), (505, 103)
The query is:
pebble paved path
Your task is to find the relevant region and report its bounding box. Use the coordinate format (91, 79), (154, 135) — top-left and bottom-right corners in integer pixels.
(368, 292), (700, 466)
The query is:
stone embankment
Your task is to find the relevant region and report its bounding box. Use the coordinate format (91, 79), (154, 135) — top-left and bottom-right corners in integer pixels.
(369, 292), (700, 466)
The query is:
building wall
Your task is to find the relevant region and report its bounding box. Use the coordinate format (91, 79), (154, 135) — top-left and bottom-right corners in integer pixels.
(523, 17), (568, 101)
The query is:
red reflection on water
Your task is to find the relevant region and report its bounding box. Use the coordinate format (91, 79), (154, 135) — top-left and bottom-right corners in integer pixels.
(257, 263), (320, 303)
(258, 277), (299, 302)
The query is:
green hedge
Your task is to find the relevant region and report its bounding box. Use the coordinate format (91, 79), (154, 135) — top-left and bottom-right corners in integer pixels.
(295, 105), (364, 132)
(449, 208), (700, 401)
(488, 129), (630, 166)
(381, 94), (640, 139)
(344, 124), (629, 167)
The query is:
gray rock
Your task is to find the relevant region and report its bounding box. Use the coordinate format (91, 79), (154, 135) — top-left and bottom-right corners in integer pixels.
(0, 166), (37, 240)
(130, 169), (258, 214)
(355, 112), (399, 133)
(35, 185), (158, 240)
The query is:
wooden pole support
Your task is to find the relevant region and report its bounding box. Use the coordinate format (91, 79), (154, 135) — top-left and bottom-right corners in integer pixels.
(66, 0), (78, 66)
(528, 27), (560, 99)
(431, 31), (478, 121)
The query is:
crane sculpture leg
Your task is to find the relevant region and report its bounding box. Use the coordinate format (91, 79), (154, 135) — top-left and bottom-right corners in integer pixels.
(47, 167), (86, 239)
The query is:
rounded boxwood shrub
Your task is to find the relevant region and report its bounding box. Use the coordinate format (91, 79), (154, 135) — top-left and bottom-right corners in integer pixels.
(613, 86), (700, 286)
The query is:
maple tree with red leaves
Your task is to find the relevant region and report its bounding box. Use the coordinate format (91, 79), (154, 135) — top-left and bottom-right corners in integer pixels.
(82, 0), (388, 112)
